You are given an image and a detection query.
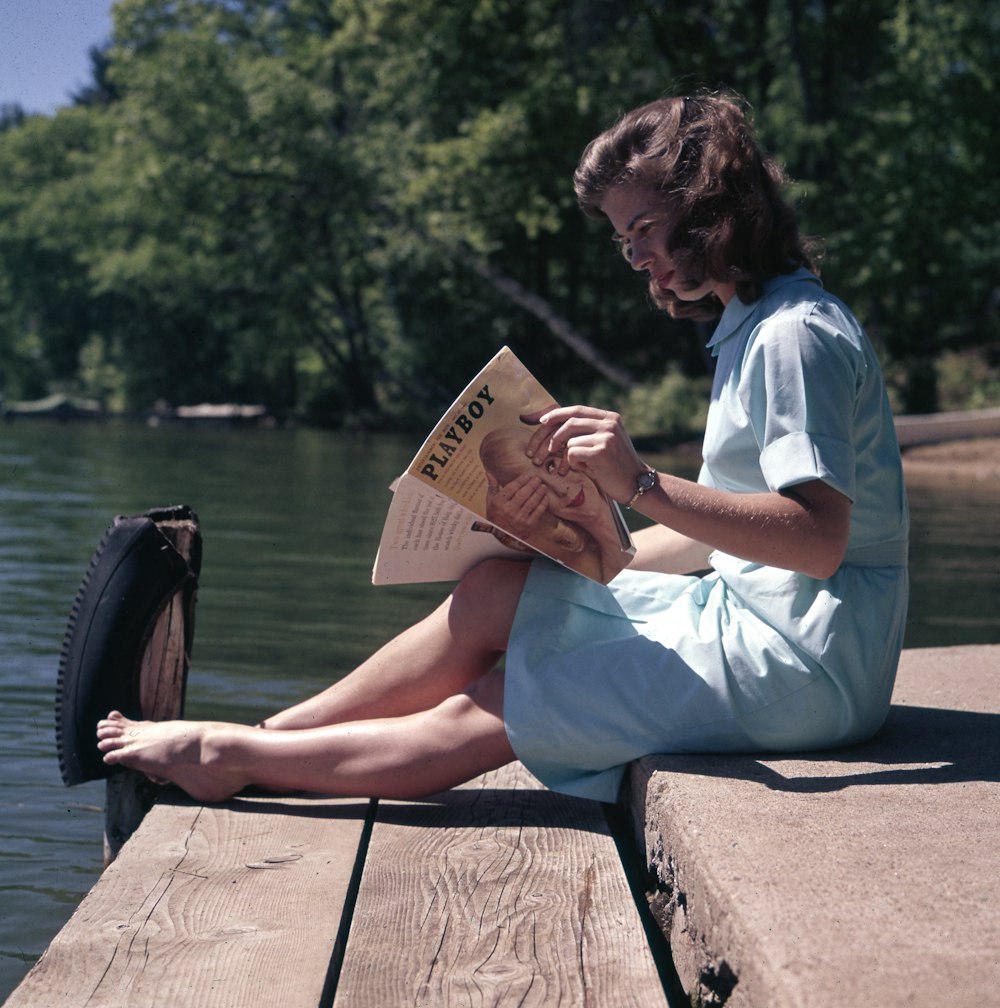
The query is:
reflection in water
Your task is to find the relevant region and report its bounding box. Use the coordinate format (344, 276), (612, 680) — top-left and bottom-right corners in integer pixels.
(0, 420), (996, 997)
(904, 468), (1000, 647)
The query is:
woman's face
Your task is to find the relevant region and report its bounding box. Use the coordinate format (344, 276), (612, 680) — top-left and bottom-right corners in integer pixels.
(533, 450), (604, 523)
(600, 186), (736, 305)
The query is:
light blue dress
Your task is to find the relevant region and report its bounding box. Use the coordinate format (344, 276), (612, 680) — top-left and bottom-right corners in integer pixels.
(504, 269), (909, 802)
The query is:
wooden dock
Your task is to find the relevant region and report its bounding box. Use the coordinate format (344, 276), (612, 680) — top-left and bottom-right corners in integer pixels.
(25, 506), (675, 1007)
(5, 762), (674, 1007)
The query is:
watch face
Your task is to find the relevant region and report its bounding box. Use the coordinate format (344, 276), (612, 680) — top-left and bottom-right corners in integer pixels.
(638, 469), (656, 491)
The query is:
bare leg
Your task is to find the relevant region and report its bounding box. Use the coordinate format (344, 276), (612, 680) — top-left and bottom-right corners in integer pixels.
(96, 667), (515, 803)
(261, 559), (529, 730)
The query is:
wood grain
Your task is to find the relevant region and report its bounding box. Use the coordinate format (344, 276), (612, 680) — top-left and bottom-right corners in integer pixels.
(12, 765), (669, 1006)
(333, 763), (667, 1007)
(105, 517), (200, 863)
(139, 517), (199, 722)
(8, 793), (370, 1008)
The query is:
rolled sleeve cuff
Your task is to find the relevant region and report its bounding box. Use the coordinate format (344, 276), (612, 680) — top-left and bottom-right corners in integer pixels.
(759, 431), (856, 501)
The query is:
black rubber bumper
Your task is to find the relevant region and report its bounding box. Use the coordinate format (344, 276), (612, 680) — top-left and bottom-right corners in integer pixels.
(55, 505), (201, 786)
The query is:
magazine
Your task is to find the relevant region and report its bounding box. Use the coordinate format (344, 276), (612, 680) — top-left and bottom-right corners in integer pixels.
(372, 347), (635, 586)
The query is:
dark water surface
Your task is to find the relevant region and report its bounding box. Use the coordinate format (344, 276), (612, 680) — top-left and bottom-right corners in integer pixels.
(1, 419), (996, 998)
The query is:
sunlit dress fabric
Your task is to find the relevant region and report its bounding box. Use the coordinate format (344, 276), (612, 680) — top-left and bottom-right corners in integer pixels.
(504, 270), (909, 802)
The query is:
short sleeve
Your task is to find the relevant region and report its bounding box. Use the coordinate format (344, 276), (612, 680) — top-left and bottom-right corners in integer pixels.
(738, 300), (867, 501)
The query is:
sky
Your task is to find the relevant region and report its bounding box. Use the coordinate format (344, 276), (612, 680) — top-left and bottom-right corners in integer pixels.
(0, 0), (116, 115)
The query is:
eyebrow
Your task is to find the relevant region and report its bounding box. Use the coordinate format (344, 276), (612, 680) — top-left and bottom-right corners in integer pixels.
(626, 209), (652, 232)
(612, 209), (654, 240)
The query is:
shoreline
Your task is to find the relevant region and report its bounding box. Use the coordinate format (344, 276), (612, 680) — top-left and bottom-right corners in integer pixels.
(902, 436), (1000, 483)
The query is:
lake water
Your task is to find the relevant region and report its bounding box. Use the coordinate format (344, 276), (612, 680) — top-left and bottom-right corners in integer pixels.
(2, 418), (997, 999)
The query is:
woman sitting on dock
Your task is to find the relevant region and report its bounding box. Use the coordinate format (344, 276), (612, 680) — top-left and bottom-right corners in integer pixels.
(97, 92), (909, 805)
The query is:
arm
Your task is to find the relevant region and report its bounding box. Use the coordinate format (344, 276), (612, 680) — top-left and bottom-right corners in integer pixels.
(524, 406), (851, 580)
(632, 472), (851, 580)
(628, 523), (712, 575)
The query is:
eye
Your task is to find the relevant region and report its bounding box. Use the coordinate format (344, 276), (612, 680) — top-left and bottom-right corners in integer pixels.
(614, 219), (661, 262)
(544, 457), (559, 473)
(612, 234), (633, 261)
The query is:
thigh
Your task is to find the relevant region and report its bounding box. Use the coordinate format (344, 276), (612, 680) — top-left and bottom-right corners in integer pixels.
(448, 558), (531, 654)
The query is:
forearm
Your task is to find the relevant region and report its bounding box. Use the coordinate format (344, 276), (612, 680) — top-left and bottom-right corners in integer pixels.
(631, 472), (850, 579)
(628, 523), (712, 575)
(520, 405), (850, 578)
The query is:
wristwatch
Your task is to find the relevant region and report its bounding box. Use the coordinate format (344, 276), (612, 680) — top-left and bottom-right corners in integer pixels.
(625, 466), (657, 509)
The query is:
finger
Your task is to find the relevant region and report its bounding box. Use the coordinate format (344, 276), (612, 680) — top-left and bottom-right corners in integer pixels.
(503, 472), (536, 493)
(509, 476), (546, 509)
(518, 402), (558, 425)
(524, 494), (549, 525)
(531, 407), (576, 457)
(537, 405), (612, 426)
(559, 414), (628, 454)
(513, 483), (549, 522)
(525, 423), (555, 463)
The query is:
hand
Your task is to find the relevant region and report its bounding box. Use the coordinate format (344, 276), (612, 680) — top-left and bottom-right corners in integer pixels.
(485, 471), (549, 541)
(521, 405), (645, 505)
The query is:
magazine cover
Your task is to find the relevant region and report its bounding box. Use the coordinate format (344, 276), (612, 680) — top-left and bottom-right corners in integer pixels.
(372, 347), (635, 585)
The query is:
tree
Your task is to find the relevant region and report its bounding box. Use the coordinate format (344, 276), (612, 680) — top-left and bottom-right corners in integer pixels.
(0, 109), (118, 403)
(822, 0), (1000, 411)
(71, 45), (122, 107)
(86, 0), (384, 416)
(1, 0), (997, 421)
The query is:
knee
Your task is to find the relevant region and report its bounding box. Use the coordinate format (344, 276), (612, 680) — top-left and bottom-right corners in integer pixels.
(434, 669), (511, 755)
(464, 666), (505, 713)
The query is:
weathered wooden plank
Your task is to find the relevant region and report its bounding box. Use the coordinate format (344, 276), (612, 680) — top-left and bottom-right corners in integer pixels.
(7, 792), (371, 1008)
(104, 515), (200, 863)
(137, 520), (197, 723)
(333, 762), (667, 1007)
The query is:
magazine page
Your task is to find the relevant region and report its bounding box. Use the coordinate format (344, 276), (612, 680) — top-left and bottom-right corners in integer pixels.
(371, 473), (536, 585)
(372, 346), (635, 585)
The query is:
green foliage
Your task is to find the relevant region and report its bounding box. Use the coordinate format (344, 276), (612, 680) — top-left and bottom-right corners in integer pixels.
(617, 367), (712, 443)
(806, 0), (1000, 412)
(935, 351), (1000, 412)
(0, 0), (996, 423)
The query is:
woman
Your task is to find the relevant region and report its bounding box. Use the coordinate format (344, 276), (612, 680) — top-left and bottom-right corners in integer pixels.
(97, 93), (908, 805)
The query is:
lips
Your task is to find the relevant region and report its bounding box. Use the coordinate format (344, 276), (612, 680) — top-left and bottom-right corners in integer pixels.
(653, 270), (675, 290)
(567, 488), (585, 508)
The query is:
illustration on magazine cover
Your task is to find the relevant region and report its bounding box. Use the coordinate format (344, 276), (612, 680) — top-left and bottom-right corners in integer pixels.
(373, 347), (634, 586)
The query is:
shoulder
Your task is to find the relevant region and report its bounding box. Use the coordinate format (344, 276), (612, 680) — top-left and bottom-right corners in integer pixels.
(752, 275), (866, 358)
(738, 277), (871, 396)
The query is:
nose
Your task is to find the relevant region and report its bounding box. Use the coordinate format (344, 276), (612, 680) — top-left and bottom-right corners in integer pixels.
(628, 236), (654, 272)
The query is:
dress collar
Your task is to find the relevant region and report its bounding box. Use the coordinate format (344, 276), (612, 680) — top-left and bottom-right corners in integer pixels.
(705, 268), (821, 355)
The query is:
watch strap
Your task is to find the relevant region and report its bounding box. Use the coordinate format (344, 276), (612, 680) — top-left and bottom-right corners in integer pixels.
(625, 466), (657, 509)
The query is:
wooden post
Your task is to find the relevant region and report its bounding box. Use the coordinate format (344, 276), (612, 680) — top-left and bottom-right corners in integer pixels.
(104, 516), (199, 864)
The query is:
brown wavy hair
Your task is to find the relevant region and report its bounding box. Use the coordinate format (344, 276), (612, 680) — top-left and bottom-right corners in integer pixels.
(573, 92), (821, 319)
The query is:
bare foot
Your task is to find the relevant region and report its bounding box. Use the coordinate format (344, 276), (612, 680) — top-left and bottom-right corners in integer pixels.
(96, 711), (247, 803)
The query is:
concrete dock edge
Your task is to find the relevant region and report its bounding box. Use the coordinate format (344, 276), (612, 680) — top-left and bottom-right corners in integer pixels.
(628, 644), (1000, 1008)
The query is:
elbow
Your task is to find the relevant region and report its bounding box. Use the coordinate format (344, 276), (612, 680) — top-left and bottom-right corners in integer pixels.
(806, 558), (843, 581)
(803, 533), (849, 580)
(785, 482), (852, 579)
